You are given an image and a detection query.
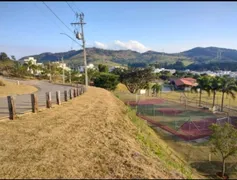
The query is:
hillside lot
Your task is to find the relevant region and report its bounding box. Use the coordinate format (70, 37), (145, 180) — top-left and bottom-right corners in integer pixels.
(0, 86), (201, 179)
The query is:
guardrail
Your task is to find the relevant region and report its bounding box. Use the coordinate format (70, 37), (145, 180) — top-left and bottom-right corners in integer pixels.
(6, 86), (85, 120)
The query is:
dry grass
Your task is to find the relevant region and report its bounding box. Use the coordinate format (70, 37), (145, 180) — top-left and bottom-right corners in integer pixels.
(114, 83), (130, 93)
(0, 78), (38, 97)
(160, 91), (237, 108)
(0, 86), (199, 179)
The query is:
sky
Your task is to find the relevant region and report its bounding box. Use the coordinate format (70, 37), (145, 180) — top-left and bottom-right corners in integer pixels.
(1, 1), (237, 59)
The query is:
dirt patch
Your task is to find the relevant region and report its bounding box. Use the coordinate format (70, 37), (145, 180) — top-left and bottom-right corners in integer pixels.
(0, 78), (38, 97)
(0, 86), (188, 179)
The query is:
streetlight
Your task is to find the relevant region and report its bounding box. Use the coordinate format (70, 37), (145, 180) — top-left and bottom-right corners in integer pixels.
(60, 33), (82, 85)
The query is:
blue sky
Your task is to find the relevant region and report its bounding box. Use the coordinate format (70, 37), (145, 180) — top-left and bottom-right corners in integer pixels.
(1, 1), (237, 59)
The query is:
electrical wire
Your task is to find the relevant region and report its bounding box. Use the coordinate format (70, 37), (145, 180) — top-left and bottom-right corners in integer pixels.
(71, 2), (82, 14)
(66, 1), (77, 15)
(42, 1), (74, 34)
(34, 3), (67, 35)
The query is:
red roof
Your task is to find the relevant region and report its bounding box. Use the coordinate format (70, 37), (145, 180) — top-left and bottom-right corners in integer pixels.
(174, 78), (197, 87)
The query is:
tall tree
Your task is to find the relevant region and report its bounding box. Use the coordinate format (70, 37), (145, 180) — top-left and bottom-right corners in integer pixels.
(98, 64), (108, 73)
(191, 75), (211, 107)
(120, 68), (154, 94)
(152, 83), (162, 97)
(209, 123), (237, 178)
(220, 76), (237, 111)
(0, 52), (9, 61)
(210, 76), (222, 108)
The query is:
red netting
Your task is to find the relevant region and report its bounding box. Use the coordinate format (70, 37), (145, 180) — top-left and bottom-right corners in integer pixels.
(137, 114), (217, 141)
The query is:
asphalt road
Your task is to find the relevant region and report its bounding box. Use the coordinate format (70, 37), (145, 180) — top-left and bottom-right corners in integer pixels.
(0, 78), (77, 119)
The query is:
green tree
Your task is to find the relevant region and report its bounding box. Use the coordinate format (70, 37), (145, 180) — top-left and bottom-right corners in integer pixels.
(120, 68), (155, 94)
(191, 75), (211, 107)
(94, 73), (119, 90)
(98, 64), (109, 73)
(0, 52), (9, 61)
(220, 76), (237, 111)
(210, 76), (222, 108)
(11, 55), (16, 61)
(152, 83), (162, 97)
(209, 123), (237, 178)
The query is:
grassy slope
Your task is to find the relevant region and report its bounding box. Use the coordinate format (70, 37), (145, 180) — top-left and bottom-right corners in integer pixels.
(0, 86), (202, 179)
(0, 78), (38, 97)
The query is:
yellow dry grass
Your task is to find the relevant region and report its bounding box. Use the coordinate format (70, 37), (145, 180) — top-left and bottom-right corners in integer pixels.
(114, 83), (130, 93)
(0, 86), (199, 179)
(160, 90), (237, 108)
(0, 78), (38, 97)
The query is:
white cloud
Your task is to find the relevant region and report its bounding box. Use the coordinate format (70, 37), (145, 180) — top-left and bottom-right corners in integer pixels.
(114, 40), (150, 53)
(93, 40), (151, 53)
(94, 41), (107, 49)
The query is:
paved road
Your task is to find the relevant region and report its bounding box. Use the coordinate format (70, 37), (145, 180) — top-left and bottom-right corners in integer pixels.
(0, 78), (77, 119)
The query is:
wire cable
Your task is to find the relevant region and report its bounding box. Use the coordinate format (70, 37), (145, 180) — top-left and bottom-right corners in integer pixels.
(66, 1), (77, 15)
(42, 1), (74, 34)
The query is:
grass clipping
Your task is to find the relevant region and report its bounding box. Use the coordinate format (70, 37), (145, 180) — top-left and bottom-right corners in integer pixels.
(0, 86), (200, 179)
(0, 78), (38, 97)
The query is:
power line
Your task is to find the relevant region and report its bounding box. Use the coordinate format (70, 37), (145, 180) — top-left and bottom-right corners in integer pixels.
(33, 3), (81, 48)
(42, 1), (74, 34)
(33, 3), (67, 34)
(71, 2), (82, 14)
(66, 1), (76, 15)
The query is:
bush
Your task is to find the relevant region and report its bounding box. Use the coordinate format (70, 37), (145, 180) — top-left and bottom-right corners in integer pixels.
(94, 73), (119, 90)
(0, 80), (5, 86)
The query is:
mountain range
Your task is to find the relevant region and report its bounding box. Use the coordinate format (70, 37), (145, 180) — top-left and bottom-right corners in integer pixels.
(19, 46), (237, 67)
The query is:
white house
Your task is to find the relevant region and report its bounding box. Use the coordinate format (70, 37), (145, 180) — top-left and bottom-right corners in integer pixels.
(79, 63), (95, 72)
(52, 61), (71, 71)
(23, 57), (43, 75)
(23, 57), (37, 65)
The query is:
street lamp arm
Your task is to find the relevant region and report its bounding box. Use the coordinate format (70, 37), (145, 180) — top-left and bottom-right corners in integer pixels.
(60, 33), (82, 47)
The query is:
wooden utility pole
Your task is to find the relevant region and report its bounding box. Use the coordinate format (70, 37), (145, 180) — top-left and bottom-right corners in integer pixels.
(62, 57), (65, 84)
(71, 12), (88, 91)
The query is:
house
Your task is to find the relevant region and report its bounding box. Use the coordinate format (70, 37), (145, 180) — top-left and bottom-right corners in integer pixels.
(79, 63), (95, 72)
(23, 57), (44, 75)
(24, 57), (37, 65)
(52, 61), (71, 71)
(171, 77), (197, 91)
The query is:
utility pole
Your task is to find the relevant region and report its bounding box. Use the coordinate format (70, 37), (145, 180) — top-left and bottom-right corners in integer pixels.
(71, 12), (88, 91)
(61, 57), (65, 84)
(69, 69), (71, 84)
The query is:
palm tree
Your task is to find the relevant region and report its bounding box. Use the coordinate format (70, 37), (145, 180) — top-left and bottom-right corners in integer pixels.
(191, 75), (211, 107)
(210, 76), (222, 108)
(220, 76), (237, 111)
(152, 83), (162, 97)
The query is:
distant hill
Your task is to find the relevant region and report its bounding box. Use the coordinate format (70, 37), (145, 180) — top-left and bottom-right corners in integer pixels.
(19, 47), (192, 67)
(182, 47), (237, 63)
(19, 46), (237, 67)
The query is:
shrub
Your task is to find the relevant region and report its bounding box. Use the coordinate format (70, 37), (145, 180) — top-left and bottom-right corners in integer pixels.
(0, 80), (5, 86)
(94, 73), (119, 90)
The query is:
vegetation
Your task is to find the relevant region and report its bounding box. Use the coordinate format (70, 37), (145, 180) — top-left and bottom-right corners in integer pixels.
(94, 72), (119, 90)
(191, 75), (211, 106)
(120, 68), (154, 94)
(98, 64), (109, 73)
(209, 123), (237, 178)
(210, 76), (223, 108)
(220, 76), (237, 111)
(0, 80), (5, 86)
(151, 83), (162, 97)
